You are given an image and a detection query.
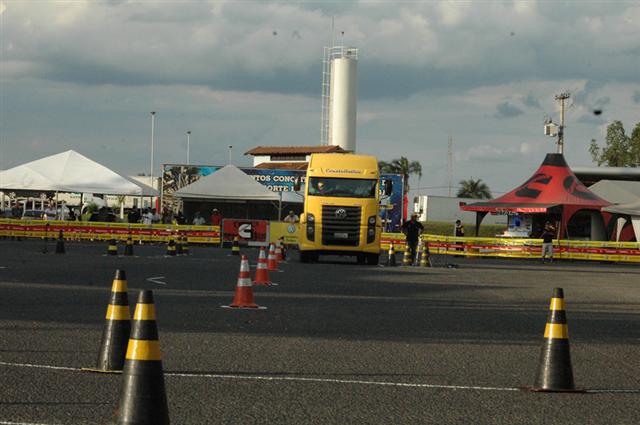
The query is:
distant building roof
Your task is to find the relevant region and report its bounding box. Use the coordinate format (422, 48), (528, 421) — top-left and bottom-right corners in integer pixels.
(244, 145), (349, 156)
(255, 162), (309, 170)
(573, 166), (640, 186)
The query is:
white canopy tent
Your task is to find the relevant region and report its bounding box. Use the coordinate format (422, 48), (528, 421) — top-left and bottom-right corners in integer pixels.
(603, 200), (640, 241)
(173, 165), (279, 201)
(0, 150), (156, 196)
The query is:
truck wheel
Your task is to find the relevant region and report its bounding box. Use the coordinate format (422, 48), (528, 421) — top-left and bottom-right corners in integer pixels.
(366, 253), (380, 265)
(300, 251), (310, 263)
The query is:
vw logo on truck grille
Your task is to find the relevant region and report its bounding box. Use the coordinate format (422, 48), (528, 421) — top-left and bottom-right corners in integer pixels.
(335, 208), (348, 219)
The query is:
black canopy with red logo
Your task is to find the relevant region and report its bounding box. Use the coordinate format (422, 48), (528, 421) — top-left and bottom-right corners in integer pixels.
(461, 153), (612, 238)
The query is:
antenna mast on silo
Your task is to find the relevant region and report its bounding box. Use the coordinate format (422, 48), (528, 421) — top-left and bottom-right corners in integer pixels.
(320, 18), (334, 146)
(447, 135), (454, 197)
(321, 25), (359, 151)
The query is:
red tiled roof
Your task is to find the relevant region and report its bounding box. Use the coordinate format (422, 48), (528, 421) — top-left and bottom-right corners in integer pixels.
(254, 162), (309, 170)
(244, 145), (348, 155)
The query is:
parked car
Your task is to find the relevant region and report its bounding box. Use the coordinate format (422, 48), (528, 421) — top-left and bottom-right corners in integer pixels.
(0, 209), (17, 218)
(21, 210), (45, 219)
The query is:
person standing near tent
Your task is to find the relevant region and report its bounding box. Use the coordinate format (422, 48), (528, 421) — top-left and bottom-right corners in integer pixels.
(402, 213), (424, 263)
(454, 219), (465, 251)
(192, 211), (205, 225)
(210, 208), (223, 226)
(283, 210), (299, 224)
(541, 222), (555, 263)
(44, 202), (57, 221)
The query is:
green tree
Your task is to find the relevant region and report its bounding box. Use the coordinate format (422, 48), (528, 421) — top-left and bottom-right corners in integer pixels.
(630, 122), (640, 166)
(457, 178), (492, 199)
(378, 157), (422, 193)
(589, 120), (640, 167)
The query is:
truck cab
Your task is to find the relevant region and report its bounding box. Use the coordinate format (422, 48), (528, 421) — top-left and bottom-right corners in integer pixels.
(296, 153), (388, 264)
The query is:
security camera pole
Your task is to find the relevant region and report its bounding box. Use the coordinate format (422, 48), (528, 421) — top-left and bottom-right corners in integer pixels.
(555, 92), (570, 154)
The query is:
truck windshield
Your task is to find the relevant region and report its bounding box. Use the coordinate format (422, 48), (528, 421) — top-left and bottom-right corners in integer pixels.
(308, 177), (377, 198)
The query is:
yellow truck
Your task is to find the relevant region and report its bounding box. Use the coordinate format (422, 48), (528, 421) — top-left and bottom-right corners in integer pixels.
(294, 153), (391, 264)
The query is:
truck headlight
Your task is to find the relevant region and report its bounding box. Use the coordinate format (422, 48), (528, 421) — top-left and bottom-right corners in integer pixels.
(306, 213), (315, 241)
(368, 216), (376, 225)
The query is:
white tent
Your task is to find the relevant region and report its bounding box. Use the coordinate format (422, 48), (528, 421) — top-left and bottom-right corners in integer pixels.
(589, 180), (640, 204)
(173, 164), (279, 201)
(0, 150), (157, 196)
(603, 200), (640, 241)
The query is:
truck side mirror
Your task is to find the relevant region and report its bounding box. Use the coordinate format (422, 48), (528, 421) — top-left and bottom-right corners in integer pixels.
(384, 180), (393, 196)
(293, 177), (301, 192)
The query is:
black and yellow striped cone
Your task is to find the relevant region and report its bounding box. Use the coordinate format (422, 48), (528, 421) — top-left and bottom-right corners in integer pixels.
(165, 237), (176, 256)
(124, 235), (134, 257)
(95, 269), (131, 372)
(175, 233), (183, 256)
(386, 243), (397, 267)
(181, 235), (189, 255)
(116, 290), (169, 425)
(231, 236), (240, 256)
(402, 245), (412, 266)
(532, 288), (577, 392)
(108, 239), (118, 256)
(419, 245), (431, 267)
(55, 230), (65, 254)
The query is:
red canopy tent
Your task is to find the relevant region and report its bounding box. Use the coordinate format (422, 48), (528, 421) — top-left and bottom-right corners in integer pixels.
(461, 153), (612, 239)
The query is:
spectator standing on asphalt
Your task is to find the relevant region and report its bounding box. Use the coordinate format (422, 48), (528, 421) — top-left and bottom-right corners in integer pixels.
(141, 209), (153, 225)
(151, 208), (161, 224)
(454, 219), (465, 251)
(128, 207), (141, 224)
(541, 222), (555, 263)
(44, 202), (57, 221)
(402, 213), (424, 263)
(192, 211), (206, 225)
(283, 210), (299, 223)
(210, 208), (223, 226)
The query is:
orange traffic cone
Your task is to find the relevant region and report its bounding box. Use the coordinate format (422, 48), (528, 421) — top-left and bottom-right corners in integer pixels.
(275, 243), (284, 263)
(253, 247), (276, 286)
(222, 255), (266, 309)
(267, 243), (279, 272)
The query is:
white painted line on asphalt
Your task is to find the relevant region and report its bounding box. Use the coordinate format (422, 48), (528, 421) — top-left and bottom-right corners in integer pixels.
(0, 361), (79, 372)
(0, 421), (61, 425)
(4, 361), (639, 394)
(146, 276), (166, 285)
(165, 371), (520, 392)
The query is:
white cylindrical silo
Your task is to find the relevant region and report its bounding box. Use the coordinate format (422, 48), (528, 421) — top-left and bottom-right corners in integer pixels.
(328, 55), (358, 152)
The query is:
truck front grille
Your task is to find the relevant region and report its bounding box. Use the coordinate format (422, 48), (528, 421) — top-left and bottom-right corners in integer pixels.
(321, 205), (361, 246)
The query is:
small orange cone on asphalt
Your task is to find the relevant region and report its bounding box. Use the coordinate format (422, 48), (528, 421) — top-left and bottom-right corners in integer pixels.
(253, 247), (276, 286)
(267, 243), (279, 272)
(116, 290), (169, 424)
(222, 255), (266, 309)
(275, 243), (284, 263)
(531, 287), (579, 392)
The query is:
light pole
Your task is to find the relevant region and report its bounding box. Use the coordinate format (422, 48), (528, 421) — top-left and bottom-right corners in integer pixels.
(228, 145), (233, 165)
(186, 131), (191, 165)
(150, 111), (156, 188)
(554, 92), (570, 154)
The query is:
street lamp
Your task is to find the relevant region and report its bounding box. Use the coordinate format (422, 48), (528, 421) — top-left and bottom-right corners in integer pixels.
(150, 111), (156, 188)
(228, 145), (233, 165)
(186, 131), (191, 165)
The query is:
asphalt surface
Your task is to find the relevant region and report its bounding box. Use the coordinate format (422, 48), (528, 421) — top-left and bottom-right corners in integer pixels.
(0, 239), (639, 424)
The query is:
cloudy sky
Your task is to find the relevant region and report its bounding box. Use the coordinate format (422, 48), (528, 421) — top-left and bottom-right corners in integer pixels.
(1, 0), (639, 197)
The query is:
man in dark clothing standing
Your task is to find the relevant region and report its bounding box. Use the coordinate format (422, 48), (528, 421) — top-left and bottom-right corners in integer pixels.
(541, 222), (555, 263)
(402, 213), (424, 263)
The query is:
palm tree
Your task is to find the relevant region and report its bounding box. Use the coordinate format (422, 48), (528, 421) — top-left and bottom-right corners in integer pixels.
(378, 157), (422, 193)
(457, 178), (492, 199)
